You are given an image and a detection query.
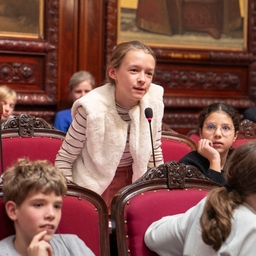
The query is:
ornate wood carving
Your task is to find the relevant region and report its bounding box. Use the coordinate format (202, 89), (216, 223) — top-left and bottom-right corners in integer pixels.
(0, 0), (59, 106)
(1, 114), (66, 140)
(106, 0), (117, 59)
(2, 114), (55, 137)
(238, 119), (256, 138)
(0, 61), (38, 84)
(154, 68), (244, 91)
(138, 161), (217, 189)
(13, 111), (55, 125)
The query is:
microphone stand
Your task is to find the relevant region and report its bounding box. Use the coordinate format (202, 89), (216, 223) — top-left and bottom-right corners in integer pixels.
(145, 108), (156, 167)
(148, 120), (156, 167)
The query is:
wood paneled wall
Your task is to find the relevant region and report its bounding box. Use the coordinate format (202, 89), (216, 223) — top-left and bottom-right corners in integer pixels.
(0, 0), (255, 134)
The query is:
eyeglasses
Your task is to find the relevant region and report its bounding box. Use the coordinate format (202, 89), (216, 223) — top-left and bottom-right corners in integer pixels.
(203, 123), (235, 137)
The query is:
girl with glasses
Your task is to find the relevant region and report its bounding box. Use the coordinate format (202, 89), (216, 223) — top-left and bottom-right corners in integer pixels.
(179, 103), (240, 184)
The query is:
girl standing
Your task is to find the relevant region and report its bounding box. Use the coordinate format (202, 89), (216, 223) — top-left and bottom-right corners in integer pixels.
(55, 41), (164, 209)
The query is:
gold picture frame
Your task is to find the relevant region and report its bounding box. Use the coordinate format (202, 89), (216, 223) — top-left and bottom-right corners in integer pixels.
(0, 0), (44, 39)
(117, 0), (248, 51)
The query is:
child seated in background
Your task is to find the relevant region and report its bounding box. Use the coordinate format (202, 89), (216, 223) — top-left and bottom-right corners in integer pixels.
(179, 102), (240, 185)
(0, 158), (95, 256)
(0, 85), (17, 124)
(54, 71), (95, 132)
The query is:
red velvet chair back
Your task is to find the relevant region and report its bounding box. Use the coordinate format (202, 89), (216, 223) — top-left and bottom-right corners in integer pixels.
(0, 182), (110, 256)
(161, 131), (197, 162)
(187, 128), (200, 144)
(110, 161), (220, 256)
(0, 114), (65, 173)
(59, 182), (110, 256)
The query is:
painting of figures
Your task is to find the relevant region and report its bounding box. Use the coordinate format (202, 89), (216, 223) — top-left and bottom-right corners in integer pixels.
(118, 0), (247, 50)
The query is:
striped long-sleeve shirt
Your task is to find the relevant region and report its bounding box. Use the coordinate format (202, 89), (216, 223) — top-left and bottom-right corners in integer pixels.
(55, 83), (164, 195)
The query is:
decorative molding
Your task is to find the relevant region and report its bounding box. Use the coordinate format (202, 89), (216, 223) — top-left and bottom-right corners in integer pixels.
(2, 114), (54, 137)
(138, 161), (215, 189)
(154, 50), (253, 63)
(0, 40), (47, 52)
(163, 97), (253, 108)
(44, 0), (59, 105)
(154, 69), (242, 90)
(106, 0), (117, 59)
(0, 62), (36, 83)
(0, 0), (59, 106)
(163, 113), (198, 131)
(14, 111), (55, 125)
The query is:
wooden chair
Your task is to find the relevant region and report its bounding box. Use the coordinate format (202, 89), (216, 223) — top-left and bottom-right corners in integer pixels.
(0, 114), (66, 173)
(110, 161), (220, 256)
(233, 119), (256, 147)
(161, 130), (197, 162)
(0, 181), (110, 256)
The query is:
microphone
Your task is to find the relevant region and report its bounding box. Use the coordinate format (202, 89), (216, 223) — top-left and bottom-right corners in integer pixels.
(145, 107), (156, 167)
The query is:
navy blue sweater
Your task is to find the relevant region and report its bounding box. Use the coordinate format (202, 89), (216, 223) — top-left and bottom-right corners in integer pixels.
(179, 149), (233, 185)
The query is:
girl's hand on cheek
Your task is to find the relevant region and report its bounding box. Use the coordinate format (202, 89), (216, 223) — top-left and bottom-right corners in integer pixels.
(27, 230), (53, 256)
(197, 138), (219, 160)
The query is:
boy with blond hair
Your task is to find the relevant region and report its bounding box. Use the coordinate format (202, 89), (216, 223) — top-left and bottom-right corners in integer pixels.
(0, 158), (94, 256)
(0, 85), (17, 124)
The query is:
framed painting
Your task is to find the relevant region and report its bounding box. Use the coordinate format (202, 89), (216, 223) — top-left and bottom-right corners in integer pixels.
(117, 0), (248, 50)
(0, 0), (44, 39)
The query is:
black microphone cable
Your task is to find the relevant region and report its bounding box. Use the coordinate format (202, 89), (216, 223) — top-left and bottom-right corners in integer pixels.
(144, 107), (156, 167)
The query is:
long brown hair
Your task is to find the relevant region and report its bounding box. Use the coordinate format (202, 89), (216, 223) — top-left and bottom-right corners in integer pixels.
(200, 141), (256, 250)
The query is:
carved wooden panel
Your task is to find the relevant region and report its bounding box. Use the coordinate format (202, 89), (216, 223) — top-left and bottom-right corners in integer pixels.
(0, 55), (44, 92)
(0, 0), (59, 122)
